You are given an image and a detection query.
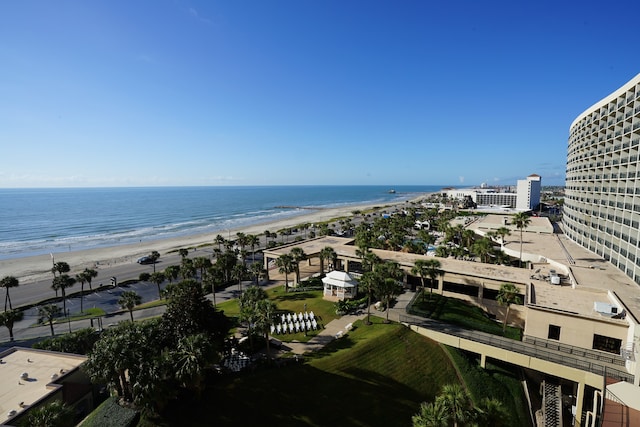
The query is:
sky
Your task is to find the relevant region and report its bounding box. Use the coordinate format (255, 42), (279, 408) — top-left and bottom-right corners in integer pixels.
(1, 1), (639, 188)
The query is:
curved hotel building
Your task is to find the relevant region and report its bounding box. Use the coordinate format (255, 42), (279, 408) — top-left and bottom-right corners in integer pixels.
(564, 73), (640, 285)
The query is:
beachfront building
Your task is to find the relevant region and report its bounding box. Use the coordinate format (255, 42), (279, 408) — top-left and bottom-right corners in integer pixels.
(0, 347), (92, 426)
(444, 174), (541, 210)
(516, 174), (542, 210)
(564, 73), (640, 286)
(265, 231), (640, 424)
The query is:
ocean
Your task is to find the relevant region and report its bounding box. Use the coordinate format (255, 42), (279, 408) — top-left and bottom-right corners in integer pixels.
(0, 185), (444, 260)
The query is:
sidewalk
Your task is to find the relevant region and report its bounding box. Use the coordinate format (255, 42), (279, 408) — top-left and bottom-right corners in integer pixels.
(283, 289), (416, 355)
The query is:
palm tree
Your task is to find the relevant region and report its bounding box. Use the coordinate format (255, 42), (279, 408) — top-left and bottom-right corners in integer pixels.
(149, 250), (161, 272)
(289, 247), (307, 285)
(52, 274), (75, 317)
(319, 246), (336, 274)
(412, 259), (442, 299)
(411, 260), (429, 301)
(149, 272), (166, 300)
(494, 226), (511, 246)
(38, 304), (62, 337)
(1, 276), (19, 311)
(25, 400), (74, 427)
(50, 261), (70, 297)
(412, 399), (449, 427)
(0, 309), (24, 341)
(179, 258), (195, 280)
(249, 262), (264, 286)
(179, 248), (189, 259)
(275, 254), (294, 293)
(471, 237), (494, 263)
(174, 333), (215, 397)
(423, 259), (443, 296)
(193, 256), (212, 282)
(118, 290), (142, 321)
(202, 267), (222, 307)
(215, 234), (226, 252)
(232, 264), (247, 293)
(436, 383), (474, 427)
(75, 271), (88, 313)
(247, 234), (260, 262)
(356, 245), (381, 325)
(254, 298), (277, 360)
(497, 283), (522, 333)
(374, 277), (402, 322)
(477, 397), (508, 427)
(511, 212), (531, 267)
(164, 265), (180, 284)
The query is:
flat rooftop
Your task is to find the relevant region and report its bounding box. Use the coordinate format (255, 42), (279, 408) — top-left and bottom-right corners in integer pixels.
(264, 219), (640, 323)
(0, 347), (86, 425)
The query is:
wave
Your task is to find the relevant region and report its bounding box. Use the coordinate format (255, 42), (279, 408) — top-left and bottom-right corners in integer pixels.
(0, 185), (442, 260)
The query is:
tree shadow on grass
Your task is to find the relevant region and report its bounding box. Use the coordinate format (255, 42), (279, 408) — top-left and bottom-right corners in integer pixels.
(272, 292), (316, 302)
(161, 364), (425, 427)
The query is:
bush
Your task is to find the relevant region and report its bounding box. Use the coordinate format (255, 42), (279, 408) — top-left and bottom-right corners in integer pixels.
(80, 396), (139, 427)
(33, 328), (100, 355)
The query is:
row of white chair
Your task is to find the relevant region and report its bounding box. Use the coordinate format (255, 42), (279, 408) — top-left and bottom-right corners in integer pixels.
(271, 318), (318, 334)
(280, 311), (315, 324)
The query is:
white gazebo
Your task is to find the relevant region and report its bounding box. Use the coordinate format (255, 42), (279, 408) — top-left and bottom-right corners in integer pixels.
(322, 270), (358, 301)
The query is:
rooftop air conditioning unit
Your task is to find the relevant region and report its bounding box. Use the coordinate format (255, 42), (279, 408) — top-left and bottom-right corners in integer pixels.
(594, 302), (619, 317)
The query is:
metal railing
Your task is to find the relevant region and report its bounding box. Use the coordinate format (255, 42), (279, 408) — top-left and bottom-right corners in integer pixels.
(398, 314), (634, 383)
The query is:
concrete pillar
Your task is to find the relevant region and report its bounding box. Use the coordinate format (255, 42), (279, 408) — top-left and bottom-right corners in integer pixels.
(575, 381), (585, 427)
(478, 284), (484, 300)
(438, 275), (444, 293)
(480, 353), (486, 368)
(343, 258), (349, 273)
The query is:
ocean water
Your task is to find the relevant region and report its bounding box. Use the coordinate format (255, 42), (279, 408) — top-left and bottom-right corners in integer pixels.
(0, 185), (443, 260)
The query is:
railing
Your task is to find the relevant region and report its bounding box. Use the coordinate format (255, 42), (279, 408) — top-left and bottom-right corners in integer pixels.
(398, 314), (634, 383)
(523, 336), (626, 367)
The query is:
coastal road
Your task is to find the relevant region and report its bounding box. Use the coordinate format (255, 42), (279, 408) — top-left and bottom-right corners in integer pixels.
(6, 251), (194, 309)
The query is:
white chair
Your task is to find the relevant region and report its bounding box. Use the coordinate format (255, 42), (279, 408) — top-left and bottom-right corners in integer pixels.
(288, 323), (294, 333)
(286, 313), (292, 322)
(276, 324), (282, 334)
(281, 314), (286, 323)
(294, 322), (300, 333)
(311, 319), (318, 330)
(298, 312), (303, 321)
(303, 312), (308, 320)
(306, 320), (311, 331)
(292, 312), (297, 322)
(309, 311), (315, 320)
(270, 325), (275, 334)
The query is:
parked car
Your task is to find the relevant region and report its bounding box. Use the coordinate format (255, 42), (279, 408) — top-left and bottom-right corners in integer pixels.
(137, 256), (154, 265)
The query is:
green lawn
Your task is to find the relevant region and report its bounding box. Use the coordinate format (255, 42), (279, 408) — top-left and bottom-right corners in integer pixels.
(410, 293), (522, 340)
(154, 319), (460, 427)
(218, 288), (339, 343)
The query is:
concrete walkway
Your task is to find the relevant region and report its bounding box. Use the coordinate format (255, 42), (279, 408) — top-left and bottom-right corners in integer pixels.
(282, 289), (416, 355)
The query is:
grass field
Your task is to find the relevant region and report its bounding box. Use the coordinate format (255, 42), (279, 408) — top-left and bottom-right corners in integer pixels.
(409, 293), (522, 340)
(218, 288), (340, 343)
(153, 318), (461, 427)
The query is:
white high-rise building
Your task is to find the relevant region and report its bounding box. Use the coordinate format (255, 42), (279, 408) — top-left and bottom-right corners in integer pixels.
(516, 174), (542, 210)
(564, 73), (640, 285)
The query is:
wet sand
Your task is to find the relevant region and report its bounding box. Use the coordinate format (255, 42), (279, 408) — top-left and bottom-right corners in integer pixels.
(1, 196), (425, 284)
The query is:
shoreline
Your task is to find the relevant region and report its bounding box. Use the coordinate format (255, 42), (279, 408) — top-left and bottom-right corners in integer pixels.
(0, 195), (428, 284)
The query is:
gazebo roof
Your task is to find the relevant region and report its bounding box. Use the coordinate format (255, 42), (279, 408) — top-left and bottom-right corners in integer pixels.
(322, 270), (358, 288)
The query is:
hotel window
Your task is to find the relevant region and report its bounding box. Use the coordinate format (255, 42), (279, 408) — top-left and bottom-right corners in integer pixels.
(592, 334), (622, 354)
(548, 325), (561, 341)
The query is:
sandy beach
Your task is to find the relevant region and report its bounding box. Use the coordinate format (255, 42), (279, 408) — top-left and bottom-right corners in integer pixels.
(1, 197), (424, 285)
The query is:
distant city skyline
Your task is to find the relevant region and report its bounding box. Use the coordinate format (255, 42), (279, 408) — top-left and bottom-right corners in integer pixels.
(1, 1), (639, 188)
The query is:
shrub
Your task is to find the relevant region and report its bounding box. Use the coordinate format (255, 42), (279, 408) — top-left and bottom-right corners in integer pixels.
(80, 396), (139, 427)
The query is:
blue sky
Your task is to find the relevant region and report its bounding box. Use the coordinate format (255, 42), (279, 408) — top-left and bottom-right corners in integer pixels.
(1, 1), (639, 188)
